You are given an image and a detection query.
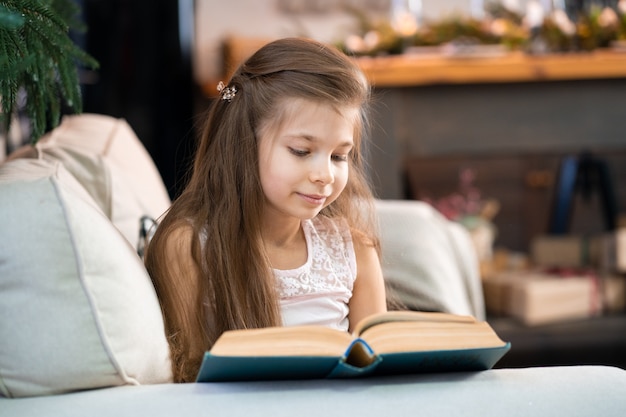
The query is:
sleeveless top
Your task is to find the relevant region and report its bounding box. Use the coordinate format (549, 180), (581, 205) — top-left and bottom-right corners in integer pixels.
(274, 216), (357, 331)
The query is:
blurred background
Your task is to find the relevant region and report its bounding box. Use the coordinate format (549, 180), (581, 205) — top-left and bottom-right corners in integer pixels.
(5, 0), (624, 201)
(78, 0), (626, 369)
(2, 0), (626, 370)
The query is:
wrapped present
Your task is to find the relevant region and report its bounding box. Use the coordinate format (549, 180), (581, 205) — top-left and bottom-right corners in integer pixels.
(531, 232), (625, 274)
(602, 274), (626, 313)
(483, 270), (602, 326)
(617, 228), (626, 273)
(483, 272), (518, 316)
(531, 235), (605, 268)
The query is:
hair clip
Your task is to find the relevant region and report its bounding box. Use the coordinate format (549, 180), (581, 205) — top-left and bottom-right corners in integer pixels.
(217, 81), (237, 102)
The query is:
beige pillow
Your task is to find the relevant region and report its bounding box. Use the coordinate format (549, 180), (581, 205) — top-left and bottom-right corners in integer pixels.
(35, 113), (171, 247)
(0, 158), (172, 398)
(375, 200), (485, 320)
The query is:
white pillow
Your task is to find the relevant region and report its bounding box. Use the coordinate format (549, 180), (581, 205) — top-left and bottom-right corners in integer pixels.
(0, 158), (172, 398)
(35, 113), (171, 248)
(375, 200), (486, 320)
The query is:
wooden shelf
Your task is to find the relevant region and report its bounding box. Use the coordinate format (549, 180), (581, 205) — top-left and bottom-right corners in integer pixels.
(356, 50), (626, 87)
(200, 45), (626, 95)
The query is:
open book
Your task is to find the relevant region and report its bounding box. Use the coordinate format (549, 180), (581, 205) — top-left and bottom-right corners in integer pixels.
(196, 311), (511, 382)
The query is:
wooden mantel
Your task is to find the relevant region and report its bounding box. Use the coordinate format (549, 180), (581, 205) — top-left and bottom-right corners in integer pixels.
(201, 45), (626, 95)
(356, 50), (626, 87)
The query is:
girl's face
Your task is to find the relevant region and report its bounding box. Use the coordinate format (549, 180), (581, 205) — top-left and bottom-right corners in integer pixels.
(257, 98), (359, 222)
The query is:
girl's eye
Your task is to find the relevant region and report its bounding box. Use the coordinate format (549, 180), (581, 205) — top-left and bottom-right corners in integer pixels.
(332, 154), (349, 162)
(288, 147), (309, 157)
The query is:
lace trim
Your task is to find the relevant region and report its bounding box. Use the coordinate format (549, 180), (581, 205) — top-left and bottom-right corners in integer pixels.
(275, 217), (355, 298)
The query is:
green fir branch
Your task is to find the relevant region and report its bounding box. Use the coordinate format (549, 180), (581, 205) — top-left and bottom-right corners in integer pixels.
(0, 0), (98, 143)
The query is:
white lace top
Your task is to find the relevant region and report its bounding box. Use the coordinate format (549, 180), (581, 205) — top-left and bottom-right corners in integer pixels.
(275, 216), (356, 331)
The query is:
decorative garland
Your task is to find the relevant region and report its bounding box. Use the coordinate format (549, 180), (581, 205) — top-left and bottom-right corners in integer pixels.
(338, 3), (626, 57)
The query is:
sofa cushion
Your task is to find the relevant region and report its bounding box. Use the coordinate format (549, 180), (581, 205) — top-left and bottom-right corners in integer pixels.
(34, 113), (171, 248)
(0, 159), (172, 398)
(375, 200), (485, 320)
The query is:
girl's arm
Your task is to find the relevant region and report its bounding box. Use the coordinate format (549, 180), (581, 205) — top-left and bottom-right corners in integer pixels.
(348, 238), (387, 332)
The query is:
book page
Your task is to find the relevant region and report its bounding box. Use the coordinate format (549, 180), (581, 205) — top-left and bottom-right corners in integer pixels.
(210, 325), (354, 357)
(360, 321), (507, 354)
(352, 310), (476, 336)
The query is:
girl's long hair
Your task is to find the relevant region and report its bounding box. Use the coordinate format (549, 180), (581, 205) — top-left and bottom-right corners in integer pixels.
(145, 37), (378, 382)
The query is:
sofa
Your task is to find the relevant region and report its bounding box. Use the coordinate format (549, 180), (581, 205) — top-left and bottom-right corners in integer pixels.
(1, 114), (626, 416)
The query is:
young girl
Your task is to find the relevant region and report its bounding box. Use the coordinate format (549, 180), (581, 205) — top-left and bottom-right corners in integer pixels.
(145, 37), (387, 382)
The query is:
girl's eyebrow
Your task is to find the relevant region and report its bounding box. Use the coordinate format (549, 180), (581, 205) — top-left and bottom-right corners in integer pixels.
(288, 133), (354, 148)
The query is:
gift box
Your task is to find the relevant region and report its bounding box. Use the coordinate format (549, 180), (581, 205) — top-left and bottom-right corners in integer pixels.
(483, 270), (602, 326)
(482, 272), (518, 316)
(602, 274), (626, 313)
(531, 235), (606, 268)
(617, 228), (626, 273)
(531, 230), (626, 274)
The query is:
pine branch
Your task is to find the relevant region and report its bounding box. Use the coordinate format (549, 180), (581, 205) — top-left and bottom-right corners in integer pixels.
(0, 0), (98, 143)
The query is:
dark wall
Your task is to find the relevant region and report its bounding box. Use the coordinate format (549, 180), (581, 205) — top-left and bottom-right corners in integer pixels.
(79, 0), (196, 198)
(369, 78), (626, 200)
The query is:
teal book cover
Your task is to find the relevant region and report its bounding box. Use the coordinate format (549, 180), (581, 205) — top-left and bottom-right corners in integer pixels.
(370, 344), (511, 376)
(196, 338), (378, 382)
(196, 338), (511, 382)
(196, 354), (341, 382)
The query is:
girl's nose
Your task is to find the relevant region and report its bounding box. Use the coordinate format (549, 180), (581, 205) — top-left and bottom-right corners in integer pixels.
(309, 158), (334, 185)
